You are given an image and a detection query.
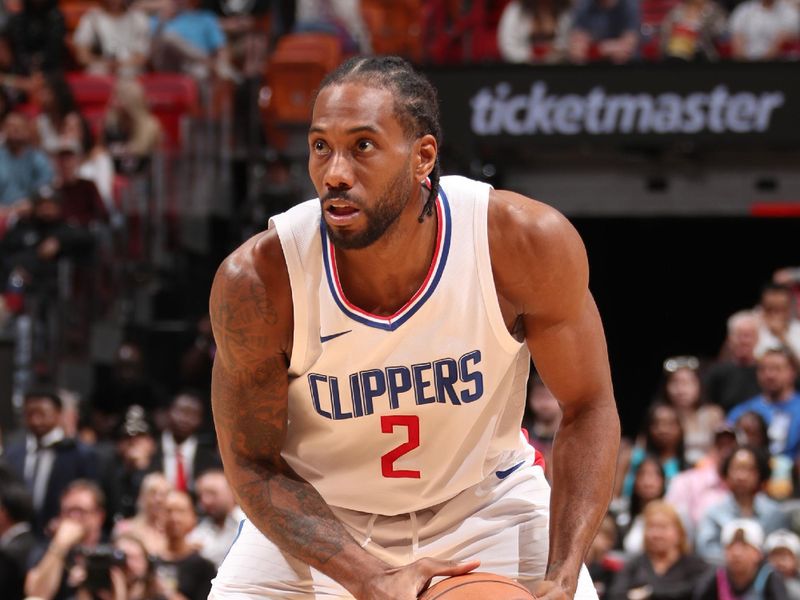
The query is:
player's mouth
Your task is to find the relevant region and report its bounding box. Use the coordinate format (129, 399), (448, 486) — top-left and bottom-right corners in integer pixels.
(324, 201), (361, 225)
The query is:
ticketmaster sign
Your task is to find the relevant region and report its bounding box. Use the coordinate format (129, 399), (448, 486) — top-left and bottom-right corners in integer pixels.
(426, 63), (798, 157)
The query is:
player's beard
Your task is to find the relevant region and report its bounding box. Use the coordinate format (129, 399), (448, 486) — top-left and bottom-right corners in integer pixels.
(323, 160), (414, 250)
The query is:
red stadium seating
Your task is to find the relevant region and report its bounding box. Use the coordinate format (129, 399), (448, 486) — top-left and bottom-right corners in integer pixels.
(138, 73), (200, 152)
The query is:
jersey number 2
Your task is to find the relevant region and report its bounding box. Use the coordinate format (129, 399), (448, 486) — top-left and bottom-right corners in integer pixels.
(380, 415), (421, 478)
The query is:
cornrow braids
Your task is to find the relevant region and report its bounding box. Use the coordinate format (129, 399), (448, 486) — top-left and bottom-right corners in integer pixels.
(317, 56), (443, 223)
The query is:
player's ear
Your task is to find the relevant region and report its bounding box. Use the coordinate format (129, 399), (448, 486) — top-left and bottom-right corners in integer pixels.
(414, 134), (437, 183)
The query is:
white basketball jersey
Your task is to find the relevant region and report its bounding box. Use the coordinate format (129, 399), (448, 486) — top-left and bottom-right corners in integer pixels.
(270, 175), (533, 515)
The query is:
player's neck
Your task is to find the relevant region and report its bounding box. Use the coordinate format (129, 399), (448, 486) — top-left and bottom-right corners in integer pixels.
(334, 189), (438, 316)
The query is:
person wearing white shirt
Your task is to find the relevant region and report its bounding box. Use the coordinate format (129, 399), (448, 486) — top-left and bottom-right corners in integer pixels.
(730, 0), (800, 60)
(187, 469), (245, 567)
(754, 283), (800, 368)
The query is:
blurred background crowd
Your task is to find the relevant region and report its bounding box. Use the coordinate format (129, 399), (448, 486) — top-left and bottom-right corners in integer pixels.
(0, 0), (797, 599)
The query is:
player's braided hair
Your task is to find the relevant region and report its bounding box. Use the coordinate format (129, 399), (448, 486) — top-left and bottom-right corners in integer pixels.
(317, 56), (442, 222)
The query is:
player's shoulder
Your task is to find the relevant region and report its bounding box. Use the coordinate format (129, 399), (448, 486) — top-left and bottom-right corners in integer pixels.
(488, 188), (583, 258)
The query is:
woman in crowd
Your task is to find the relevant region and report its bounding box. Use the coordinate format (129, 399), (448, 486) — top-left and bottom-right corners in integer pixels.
(113, 533), (168, 600)
(659, 356), (724, 466)
(660, 0), (728, 61)
(615, 455), (668, 555)
(696, 445), (787, 564)
(102, 78), (162, 175)
(33, 73), (83, 154)
(608, 501), (709, 600)
(72, 0), (151, 76)
(617, 402), (688, 498)
(113, 471), (171, 558)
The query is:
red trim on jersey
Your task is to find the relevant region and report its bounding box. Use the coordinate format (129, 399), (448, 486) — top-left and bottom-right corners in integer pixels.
(328, 198), (444, 322)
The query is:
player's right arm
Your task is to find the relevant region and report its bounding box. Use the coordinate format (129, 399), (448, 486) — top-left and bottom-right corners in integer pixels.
(209, 229), (474, 600)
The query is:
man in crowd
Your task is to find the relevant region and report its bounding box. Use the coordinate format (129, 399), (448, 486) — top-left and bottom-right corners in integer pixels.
(728, 348), (800, 458)
(3, 389), (97, 533)
(25, 480), (107, 600)
(153, 391), (221, 493)
(765, 529), (800, 598)
(567, 0), (640, 63)
(189, 469), (244, 568)
(704, 310), (761, 412)
(0, 112), (54, 222)
(754, 283), (800, 368)
(160, 489), (217, 600)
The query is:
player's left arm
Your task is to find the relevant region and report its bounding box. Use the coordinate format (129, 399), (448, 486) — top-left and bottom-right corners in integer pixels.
(489, 189), (620, 598)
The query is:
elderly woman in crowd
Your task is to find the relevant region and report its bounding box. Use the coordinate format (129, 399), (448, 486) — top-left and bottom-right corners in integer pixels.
(608, 501), (709, 600)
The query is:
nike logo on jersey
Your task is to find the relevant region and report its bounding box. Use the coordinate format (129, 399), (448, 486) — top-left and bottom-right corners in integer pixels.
(495, 461), (526, 479)
(320, 330), (352, 343)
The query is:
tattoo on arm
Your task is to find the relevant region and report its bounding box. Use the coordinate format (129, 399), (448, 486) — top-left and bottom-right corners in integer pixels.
(210, 261), (365, 568)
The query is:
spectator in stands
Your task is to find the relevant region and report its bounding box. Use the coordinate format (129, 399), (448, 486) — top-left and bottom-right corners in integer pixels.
(52, 137), (108, 227)
(188, 469), (243, 568)
(159, 490), (216, 600)
(755, 283), (800, 366)
(150, 0), (236, 82)
(773, 267), (800, 316)
(77, 120), (116, 214)
(614, 455), (667, 555)
(103, 78), (163, 175)
(730, 0), (800, 60)
(608, 501), (709, 600)
(33, 73), (84, 156)
(25, 480), (107, 600)
(153, 391), (221, 493)
(660, 0), (728, 61)
(728, 348), (800, 458)
(113, 471), (170, 558)
(696, 445), (787, 564)
(665, 424), (738, 531)
(705, 310), (761, 413)
(105, 405), (159, 522)
(765, 529), (800, 597)
(6, 0), (67, 75)
(567, 0), (640, 63)
(522, 372), (561, 481)
(0, 111), (54, 218)
(73, 0), (151, 76)
(734, 411), (770, 451)
(660, 355), (723, 466)
(694, 519), (789, 599)
(0, 191), (95, 296)
(113, 533), (166, 600)
(0, 482), (36, 599)
(178, 313), (215, 391)
(617, 402), (687, 498)
(2, 388), (97, 535)
(498, 0), (571, 63)
(294, 0), (372, 54)
(201, 0), (269, 78)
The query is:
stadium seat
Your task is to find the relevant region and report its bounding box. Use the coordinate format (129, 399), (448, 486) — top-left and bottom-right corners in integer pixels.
(361, 0), (424, 62)
(65, 72), (115, 112)
(423, 0), (511, 64)
(640, 0), (679, 60)
(262, 33), (342, 125)
(138, 73), (200, 152)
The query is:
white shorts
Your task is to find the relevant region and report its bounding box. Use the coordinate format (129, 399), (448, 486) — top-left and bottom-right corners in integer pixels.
(210, 463), (598, 599)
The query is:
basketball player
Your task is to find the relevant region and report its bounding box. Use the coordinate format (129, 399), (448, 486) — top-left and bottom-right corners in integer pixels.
(208, 57), (619, 599)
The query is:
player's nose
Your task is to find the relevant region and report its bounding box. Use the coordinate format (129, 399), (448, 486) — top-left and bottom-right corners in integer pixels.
(323, 152), (354, 190)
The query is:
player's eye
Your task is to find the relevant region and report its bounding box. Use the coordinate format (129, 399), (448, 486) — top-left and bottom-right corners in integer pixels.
(312, 139), (330, 154)
(356, 139), (375, 152)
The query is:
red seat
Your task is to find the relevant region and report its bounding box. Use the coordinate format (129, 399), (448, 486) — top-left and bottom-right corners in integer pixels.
(65, 72), (115, 112)
(137, 73), (200, 152)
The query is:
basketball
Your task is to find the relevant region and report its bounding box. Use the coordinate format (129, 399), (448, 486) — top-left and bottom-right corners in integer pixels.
(419, 573), (535, 600)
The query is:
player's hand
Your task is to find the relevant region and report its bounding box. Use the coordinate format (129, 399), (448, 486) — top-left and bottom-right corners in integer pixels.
(357, 558), (480, 600)
(532, 579), (571, 600)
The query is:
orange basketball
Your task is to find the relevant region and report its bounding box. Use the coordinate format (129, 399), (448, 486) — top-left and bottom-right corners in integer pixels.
(419, 573), (535, 600)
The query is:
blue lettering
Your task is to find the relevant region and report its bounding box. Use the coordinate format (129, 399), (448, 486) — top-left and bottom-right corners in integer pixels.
(349, 373), (364, 417)
(412, 363), (436, 405)
(360, 369), (386, 415)
(433, 358), (460, 404)
(308, 373), (332, 419)
(458, 350), (483, 403)
(329, 377), (352, 420)
(386, 366), (412, 409)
